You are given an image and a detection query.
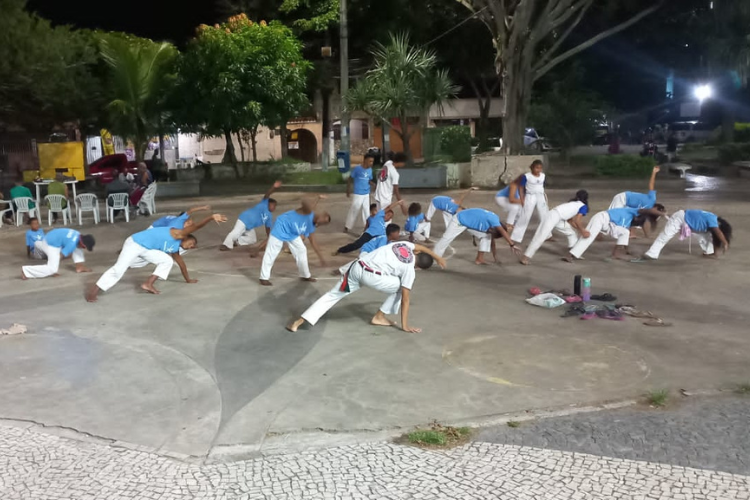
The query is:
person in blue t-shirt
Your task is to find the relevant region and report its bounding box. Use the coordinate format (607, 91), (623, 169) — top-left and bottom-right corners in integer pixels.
(87, 213), (228, 302)
(639, 209), (732, 260)
(404, 202), (431, 243)
(433, 208), (518, 265)
(150, 205), (211, 230)
(333, 200), (403, 256)
(566, 204), (666, 262)
(344, 153), (376, 233)
(425, 187), (478, 229)
(257, 194), (332, 286)
(220, 181), (281, 251)
(25, 217), (46, 259)
(21, 228), (95, 279)
(335, 224), (402, 276)
(610, 165), (662, 238)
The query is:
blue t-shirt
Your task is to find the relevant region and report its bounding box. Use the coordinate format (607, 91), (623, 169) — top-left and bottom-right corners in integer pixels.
(350, 165), (373, 195)
(431, 196), (459, 214)
(45, 228), (81, 257)
(405, 213), (425, 232)
(26, 228), (45, 249)
(457, 208), (500, 232)
(361, 234), (388, 254)
(496, 186), (520, 198)
(684, 210), (719, 233)
(607, 207), (640, 228)
(271, 210), (315, 241)
(625, 190), (657, 209)
(365, 210), (388, 237)
(239, 199), (273, 230)
(133, 227), (182, 253)
(152, 213), (189, 229)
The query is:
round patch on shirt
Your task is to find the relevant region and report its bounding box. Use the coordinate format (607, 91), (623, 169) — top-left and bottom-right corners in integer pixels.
(391, 243), (414, 264)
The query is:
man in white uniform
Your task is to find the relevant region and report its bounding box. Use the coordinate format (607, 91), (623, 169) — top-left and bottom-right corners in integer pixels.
(286, 242), (446, 334)
(374, 152), (407, 212)
(21, 228), (95, 279)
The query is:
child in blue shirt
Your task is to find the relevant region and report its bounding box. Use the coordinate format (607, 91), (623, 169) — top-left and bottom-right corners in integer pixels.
(404, 202), (431, 243)
(25, 217), (45, 259)
(333, 200), (403, 256)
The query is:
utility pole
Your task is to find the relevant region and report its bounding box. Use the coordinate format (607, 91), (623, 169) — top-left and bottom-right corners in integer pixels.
(339, 0), (350, 161)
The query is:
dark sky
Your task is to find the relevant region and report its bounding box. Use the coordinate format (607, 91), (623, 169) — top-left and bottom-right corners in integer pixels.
(27, 0), (218, 45)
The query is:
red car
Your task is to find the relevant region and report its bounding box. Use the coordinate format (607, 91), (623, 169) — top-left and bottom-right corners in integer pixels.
(87, 154), (140, 184)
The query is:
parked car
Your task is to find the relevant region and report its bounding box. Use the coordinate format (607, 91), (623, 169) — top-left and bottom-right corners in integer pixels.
(87, 154), (140, 184)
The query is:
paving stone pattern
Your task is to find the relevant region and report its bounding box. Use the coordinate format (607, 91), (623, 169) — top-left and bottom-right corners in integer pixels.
(2, 422), (750, 500)
(477, 396), (750, 477)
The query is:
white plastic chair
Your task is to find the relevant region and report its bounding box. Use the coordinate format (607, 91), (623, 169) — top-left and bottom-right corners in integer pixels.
(107, 193), (130, 223)
(139, 183), (157, 215)
(75, 193), (100, 225)
(45, 194), (71, 226)
(12, 197), (37, 226)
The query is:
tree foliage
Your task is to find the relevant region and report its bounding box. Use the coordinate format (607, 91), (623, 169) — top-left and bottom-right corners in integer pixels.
(174, 15), (310, 170)
(346, 34), (458, 163)
(0, 0), (104, 131)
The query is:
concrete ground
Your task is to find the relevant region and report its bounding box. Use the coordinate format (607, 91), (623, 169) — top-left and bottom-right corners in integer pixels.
(1, 173), (749, 461)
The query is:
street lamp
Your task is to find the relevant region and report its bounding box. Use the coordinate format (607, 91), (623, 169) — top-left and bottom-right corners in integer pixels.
(694, 84), (712, 102)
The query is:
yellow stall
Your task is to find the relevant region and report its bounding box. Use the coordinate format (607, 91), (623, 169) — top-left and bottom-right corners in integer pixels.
(37, 142), (85, 181)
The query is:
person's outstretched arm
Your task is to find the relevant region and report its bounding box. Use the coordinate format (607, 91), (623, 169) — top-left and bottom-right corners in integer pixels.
(345, 176), (353, 198)
(172, 253), (197, 283)
(172, 214), (227, 239)
(710, 227), (730, 253)
(307, 233), (326, 266)
(264, 180), (282, 200)
(413, 244), (447, 269)
(301, 194), (327, 213)
(186, 205), (211, 216)
(494, 225), (518, 252)
(569, 214), (590, 237)
(385, 199), (404, 213)
(400, 287), (420, 333)
(648, 165), (660, 191)
(455, 187), (479, 208)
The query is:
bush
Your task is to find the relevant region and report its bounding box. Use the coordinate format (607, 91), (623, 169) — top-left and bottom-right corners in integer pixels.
(594, 155), (656, 177)
(717, 143), (750, 164)
(284, 170), (344, 185)
(439, 126), (472, 163)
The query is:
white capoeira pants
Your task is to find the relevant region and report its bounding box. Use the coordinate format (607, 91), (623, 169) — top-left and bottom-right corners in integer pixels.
(425, 202), (452, 228)
(511, 193), (549, 243)
(609, 192), (628, 209)
(301, 263), (402, 325)
(222, 219), (259, 248)
(374, 196), (391, 212)
(406, 221), (431, 242)
(524, 210), (579, 259)
(96, 237), (174, 291)
(644, 210), (713, 259)
(434, 215), (491, 257)
(568, 212), (630, 259)
(345, 194), (370, 230)
(495, 196), (523, 226)
(260, 235), (310, 280)
(22, 240), (85, 279)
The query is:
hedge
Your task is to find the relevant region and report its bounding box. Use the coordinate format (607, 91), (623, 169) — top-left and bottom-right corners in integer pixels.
(717, 143), (750, 164)
(594, 155), (656, 177)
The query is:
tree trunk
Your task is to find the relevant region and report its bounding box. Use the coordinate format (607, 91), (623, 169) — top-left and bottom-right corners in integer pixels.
(236, 131), (245, 163)
(250, 126), (258, 163)
(399, 115), (413, 166)
(222, 129), (239, 178)
(280, 123), (289, 159)
(321, 88), (332, 167)
(722, 101), (735, 143)
(501, 54), (533, 155)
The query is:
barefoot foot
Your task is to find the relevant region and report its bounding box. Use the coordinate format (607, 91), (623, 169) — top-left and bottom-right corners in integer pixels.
(519, 258), (530, 265)
(371, 316), (397, 327)
(474, 260), (489, 266)
(259, 279), (273, 286)
(300, 277), (317, 283)
(140, 283), (161, 295)
(219, 245), (231, 251)
(286, 318), (305, 332)
(21, 270), (27, 280)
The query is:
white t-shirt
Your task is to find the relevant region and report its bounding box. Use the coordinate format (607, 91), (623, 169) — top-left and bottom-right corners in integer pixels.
(374, 161), (400, 203)
(523, 172), (545, 195)
(554, 201), (587, 220)
(361, 241), (416, 289)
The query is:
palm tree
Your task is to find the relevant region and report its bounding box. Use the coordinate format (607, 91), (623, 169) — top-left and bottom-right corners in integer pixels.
(346, 34), (458, 164)
(99, 34), (177, 161)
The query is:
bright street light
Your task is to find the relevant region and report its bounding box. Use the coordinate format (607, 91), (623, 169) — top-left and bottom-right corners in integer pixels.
(694, 84), (712, 102)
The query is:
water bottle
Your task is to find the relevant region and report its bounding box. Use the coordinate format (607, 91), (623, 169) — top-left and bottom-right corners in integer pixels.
(582, 277), (592, 302)
(574, 275), (582, 296)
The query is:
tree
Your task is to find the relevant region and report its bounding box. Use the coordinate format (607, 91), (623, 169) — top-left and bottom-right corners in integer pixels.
(99, 33), (178, 161)
(0, 0), (104, 131)
(346, 34), (458, 164)
(456, 0), (662, 154)
(174, 16), (310, 172)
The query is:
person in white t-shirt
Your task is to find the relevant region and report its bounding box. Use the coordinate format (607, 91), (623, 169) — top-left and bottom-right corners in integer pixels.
(374, 152), (407, 213)
(286, 241), (446, 334)
(510, 160), (548, 244)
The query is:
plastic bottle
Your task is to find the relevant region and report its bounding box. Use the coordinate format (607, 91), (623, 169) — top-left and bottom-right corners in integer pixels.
(582, 277), (592, 302)
(574, 275), (582, 296)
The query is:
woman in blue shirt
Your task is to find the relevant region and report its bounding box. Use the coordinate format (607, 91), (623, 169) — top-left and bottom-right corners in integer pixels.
(425, 187), (478, 228)
(640, 209), (731, 260)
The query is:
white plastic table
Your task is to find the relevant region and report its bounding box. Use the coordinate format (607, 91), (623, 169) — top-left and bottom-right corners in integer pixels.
(34, 179), (79, 214)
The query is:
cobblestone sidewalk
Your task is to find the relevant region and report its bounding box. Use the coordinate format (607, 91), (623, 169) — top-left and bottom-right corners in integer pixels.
(2, 419), (749, 500)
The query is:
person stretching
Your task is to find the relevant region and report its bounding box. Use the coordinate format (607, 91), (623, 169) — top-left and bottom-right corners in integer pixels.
(220, 181), (281, 250)
(425, 187), (479, 228)
(258, 195), (331, 286)
(287, 242), (446, 334)
(495, 174), (525, 232)
(86, 213), (227, 301)
(335, 224), (402, 276)
(609, 165), (662, 238)
(434, 208), (518, 265)
(21, 229), (95, 279)
(344, 153), (376, 233)
(510, 160), (548, 244)
(333, 200), (403, 256)
(25, 217), (45, 259)
(151, 205), (211, 230)
(638, 210), (731, 261)
(404, 202), (431, 243)
(520, 190), (590, 265)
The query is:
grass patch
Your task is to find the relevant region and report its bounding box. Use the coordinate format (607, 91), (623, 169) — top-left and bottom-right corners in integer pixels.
(403, 421), (472, 448)
(645, 389), (669, 407)
(284, 170), (344, 185)
(506, 420), (521, 428)
(735, 383), (750, 395)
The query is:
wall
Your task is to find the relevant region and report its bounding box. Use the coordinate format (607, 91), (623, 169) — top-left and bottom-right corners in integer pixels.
(470, 153), (548, 188)
(445, 163), (472, 189)
(397, 166), (447, 189)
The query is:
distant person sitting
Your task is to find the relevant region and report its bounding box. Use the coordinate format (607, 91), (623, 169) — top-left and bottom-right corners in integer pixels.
(107, 173), (131, 219)
(25, 217), (45, 259)
(10, 177), (35, 219)
(129, 162), (154, 212)
(47, 175), (69, 222)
